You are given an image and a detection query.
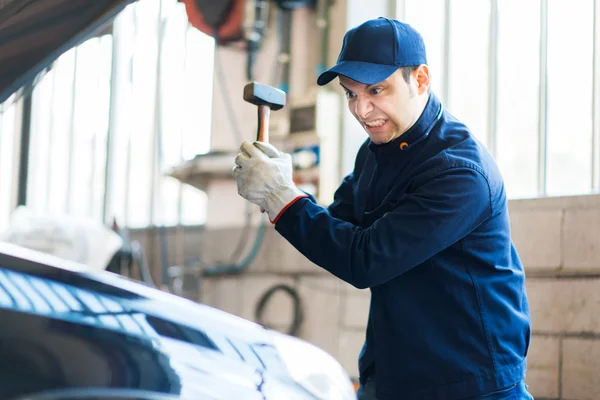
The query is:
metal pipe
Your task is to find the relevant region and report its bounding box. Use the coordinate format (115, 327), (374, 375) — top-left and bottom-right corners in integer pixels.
(537, 0), (549, 195)
(487, 0), (498, 158)
(592, 0), (600, 189)
(17, 86), (32, 206)
(278, 9), (293, 93)
(150, 0), (165, 226)
(315, 0), (331, 75)
(393, 0), (406, 20)
(66, 47), (79, 212)
(44, 71), (57, 212)
(442, 0), (451, 106)
(175, 21), (191, 268)
(102, 30), (121, 224)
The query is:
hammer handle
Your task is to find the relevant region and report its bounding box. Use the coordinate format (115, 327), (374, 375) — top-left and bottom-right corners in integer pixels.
(257, 105), (270, 143)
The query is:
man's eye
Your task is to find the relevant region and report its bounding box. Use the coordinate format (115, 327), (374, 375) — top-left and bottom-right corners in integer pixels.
(345, 91), (355, 99)
(370, 87), (382, 95)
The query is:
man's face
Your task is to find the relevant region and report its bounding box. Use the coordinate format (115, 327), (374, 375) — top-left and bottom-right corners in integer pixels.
(339, 66), (429, 144)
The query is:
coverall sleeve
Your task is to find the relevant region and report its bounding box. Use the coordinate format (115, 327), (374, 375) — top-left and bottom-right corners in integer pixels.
(275, 166), (493, 289)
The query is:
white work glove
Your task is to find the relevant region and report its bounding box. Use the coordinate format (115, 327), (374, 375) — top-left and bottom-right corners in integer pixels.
(233, 141), (307, 223)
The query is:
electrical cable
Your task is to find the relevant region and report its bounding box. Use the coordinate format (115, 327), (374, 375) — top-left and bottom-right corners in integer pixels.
(276, 8), (292, 93)
(227, 201), (254, 264)
(201, 214), (267, 276)
(254, 283), (303, 336)
(130, 240), (156, 288)
(214, 49), (244, 145)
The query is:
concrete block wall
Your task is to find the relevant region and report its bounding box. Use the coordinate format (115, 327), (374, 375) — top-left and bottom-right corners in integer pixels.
(509, 195), (600, 400)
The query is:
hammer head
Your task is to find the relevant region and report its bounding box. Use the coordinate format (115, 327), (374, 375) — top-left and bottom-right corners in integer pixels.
(243, 82), (286, 111)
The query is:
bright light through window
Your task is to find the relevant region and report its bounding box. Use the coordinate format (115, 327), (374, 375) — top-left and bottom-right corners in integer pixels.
(403, 0), (446, 101)
(0, 98), (18, 232)
(545, 0), (594, 196)
(447, 0), (490, 148)
(496, 0), (540, 199)
(402, 0), (599, 199)
(22, 0), (214, 229)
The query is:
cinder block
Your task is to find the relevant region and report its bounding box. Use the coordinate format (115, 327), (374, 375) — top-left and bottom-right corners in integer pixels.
(266, 232), (327, 274)
(198, 277), (215, 305)
(343, 291), (370, 329)
(199, 226), (268, 273)
(525, 335), (559, 399)
(337, 329), (365, 378)
(183, 227), (206, 264)
(205, 181), (249, 229)
(198, 276), (242, 317)
(527, 278), (600, 334)
(252, 227), (280, 272)
(564, 209), (600, 271)
(296, 276), (342, 358)
(509, 195), (600, 212)
(339, 279), (371, 295)
(562, 338), (600, 400)
(239, 275), (297, 327)
(168, 225), (194, 267)
(509, 209), (562, 270)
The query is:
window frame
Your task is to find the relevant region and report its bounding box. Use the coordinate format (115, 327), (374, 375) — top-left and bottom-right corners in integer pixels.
(400, 0), (600, 198)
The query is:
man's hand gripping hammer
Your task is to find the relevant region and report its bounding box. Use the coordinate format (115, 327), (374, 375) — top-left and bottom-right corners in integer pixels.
(242, 82), (286, 214)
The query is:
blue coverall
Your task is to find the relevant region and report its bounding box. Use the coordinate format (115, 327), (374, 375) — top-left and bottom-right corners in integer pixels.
(275, 93), (532, 400)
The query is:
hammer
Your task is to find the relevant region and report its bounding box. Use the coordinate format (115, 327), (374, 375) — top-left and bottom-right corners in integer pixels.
(243, 82), (286, 143)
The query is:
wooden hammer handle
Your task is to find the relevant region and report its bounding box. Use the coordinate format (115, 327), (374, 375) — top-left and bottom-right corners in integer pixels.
(257, 105), (270, 143)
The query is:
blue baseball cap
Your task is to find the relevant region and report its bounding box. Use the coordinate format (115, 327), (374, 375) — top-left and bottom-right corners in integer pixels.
(317, 17), (427, 86)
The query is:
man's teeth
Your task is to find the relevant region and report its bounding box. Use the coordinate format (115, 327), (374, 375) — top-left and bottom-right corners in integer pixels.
(365, 119), (386, 127)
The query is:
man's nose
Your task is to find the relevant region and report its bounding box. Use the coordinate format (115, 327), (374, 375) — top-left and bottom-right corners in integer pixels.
(354, 97), (373, 120)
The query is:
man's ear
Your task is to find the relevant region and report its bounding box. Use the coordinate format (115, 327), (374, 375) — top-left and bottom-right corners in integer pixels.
(415, 64), (430, 95)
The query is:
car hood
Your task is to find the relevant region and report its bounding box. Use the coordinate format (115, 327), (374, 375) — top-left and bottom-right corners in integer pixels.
(0, 241), (292, 399)
(0, 0), (135, 104)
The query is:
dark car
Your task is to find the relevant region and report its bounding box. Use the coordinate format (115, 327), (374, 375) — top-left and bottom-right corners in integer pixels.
(0, 242), (356, 400)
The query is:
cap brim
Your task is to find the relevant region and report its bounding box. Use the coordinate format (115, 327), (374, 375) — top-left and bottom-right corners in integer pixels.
(316, 61), (399, 86)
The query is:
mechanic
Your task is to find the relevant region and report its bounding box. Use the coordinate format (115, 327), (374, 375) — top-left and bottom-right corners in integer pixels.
(233, 17), (533, 400)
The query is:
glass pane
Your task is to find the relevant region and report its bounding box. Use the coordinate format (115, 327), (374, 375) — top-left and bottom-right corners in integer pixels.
(182, 27), (213, 160)
(447, 0), (490, 147)
(70, 40), (97, 218)
(91, 35), (114, 221)
(495, 0), (540, 199)
(545, 0), (594, 195)
(108, 6), (136, 226)
(180, 26), (214, 225)
(67, 36), (112, 220)
(403, 0), (446, 101)
(127, 0), (161, 228)
(181, 185), (207, 225)
(0, 98), (17, 232)
(28, 71), (55, 212)
(47, 49), (76, 214)
(155, 4), (187, 227)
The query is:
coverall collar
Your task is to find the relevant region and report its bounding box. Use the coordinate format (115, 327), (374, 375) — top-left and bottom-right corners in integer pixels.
(368, 92), (443, 159)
